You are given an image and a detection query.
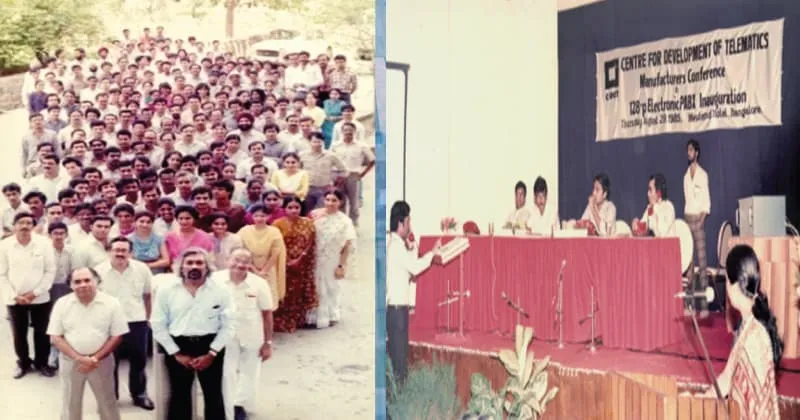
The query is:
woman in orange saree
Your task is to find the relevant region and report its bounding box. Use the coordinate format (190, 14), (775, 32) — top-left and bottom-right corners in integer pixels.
(271, 196), (318, 332)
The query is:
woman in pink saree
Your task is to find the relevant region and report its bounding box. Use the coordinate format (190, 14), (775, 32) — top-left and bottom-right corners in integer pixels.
(703, 245), (781, 419)
(164, 205), (214, 262)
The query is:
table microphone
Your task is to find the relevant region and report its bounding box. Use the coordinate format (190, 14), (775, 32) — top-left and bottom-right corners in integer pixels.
(674, 287), (715, 302)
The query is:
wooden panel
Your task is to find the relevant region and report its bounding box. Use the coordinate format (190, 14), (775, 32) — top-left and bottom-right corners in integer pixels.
(703, 398), (718, 420)
(677, 396), (692, 420)
(691, 396), (704, 420)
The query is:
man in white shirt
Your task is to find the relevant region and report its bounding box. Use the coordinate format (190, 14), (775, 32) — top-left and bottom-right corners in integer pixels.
(47, 266), (129, 420)
(213, 249), (274, 420)
(331, 123), (375, 227)
(2, 183), (30, 238)
(26, 153), (68, 203)
(150, 248), (234, 420)
(95, 237), (155, 410)
(386, 201), (441, 383)
(683, 139), (711, 317)
(527, 177), (558, 236)
(504, 181), (531, 231)
(0, 212), (57, 379)
(632, 173), (676, 237)
(71, 215), (113, 269)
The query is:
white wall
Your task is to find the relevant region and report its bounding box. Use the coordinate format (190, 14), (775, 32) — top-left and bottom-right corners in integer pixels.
(386, 0), (559, 234)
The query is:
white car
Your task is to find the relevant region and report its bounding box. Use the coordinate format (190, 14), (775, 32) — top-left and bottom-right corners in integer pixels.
(248, 36), (333, 61)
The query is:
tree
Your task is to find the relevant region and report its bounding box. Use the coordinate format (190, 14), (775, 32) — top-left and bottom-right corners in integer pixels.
(203, 0), (303, 38)
(305, 0), (374, 52)
(0, 0), (103, 73)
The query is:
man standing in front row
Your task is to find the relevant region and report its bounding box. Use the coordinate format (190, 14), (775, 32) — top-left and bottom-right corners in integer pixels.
(386, 201), (441, 384)
(0, 212), (57, 379)
(150, 248), (234, 420)
(214, 248), (274, 420)
(47, 267), (129, 420)
(95, 237), (155, 410)
(684, 139), (711, 318)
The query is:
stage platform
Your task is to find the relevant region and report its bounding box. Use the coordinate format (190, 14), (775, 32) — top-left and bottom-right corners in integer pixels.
(409, 314), (800, 419)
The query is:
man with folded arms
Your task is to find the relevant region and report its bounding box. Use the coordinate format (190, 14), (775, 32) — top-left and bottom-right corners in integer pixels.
(577, 173), (617, 237)
(94, 237), (155, 410)
(150, 247), (234, 420)
(504, 181), (531, 231)
(0, 212), (57, 379)
(47, 266), (129, 420)
(214, 248), (274, 420)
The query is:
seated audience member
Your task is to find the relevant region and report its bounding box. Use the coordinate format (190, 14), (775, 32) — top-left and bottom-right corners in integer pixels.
(632, 173), (676, 237)
(526, 176), (558, 236)
(574, 172), (616, 237)
(504, 181), (531, 230)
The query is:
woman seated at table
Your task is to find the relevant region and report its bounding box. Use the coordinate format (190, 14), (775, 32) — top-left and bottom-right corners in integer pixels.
(702, 244), (781, 419)
(632, 173), (675, 237)
(566, 173), (616, 237)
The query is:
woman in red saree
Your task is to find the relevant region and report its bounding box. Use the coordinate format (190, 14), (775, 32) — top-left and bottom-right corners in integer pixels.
(271, 196), (317, 332)
(703, 244), (782, 419)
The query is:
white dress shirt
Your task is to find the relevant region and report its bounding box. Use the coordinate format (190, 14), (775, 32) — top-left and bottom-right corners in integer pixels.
(46, 292), (129, 355)
(150, 276), (235, 355)
(527, 202), (559, 236)
(71, 236), (109, 269)
(2, 203), (29, 233)
(505, 207), (532, 229)
(386, 232), (434, 307)
(0, 234), (57, 305)
(684, 164), (711, 215)
(331, 140), (375, 174)
(95, 259), (152, 323)
(67, 223), (91, 245)
(212, 270), (273, 348)
(27, 174), (69, 203)
(235, 157), (279, 180)
(641, 200), (677, 237)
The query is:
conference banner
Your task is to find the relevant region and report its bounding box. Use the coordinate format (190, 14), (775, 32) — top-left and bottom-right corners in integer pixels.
(596, 19), (783, 142)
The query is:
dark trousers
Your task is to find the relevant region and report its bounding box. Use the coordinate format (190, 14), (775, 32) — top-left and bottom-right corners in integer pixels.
(304, 186), (327, 212)
(113, 321), (149, 399)
(162, 335), (225, 420)
(7, 302), (52, 369)
(387, 305), (410, 384)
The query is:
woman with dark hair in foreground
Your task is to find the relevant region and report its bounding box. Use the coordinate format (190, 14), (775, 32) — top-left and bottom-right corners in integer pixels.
(704, 244), (781, 419)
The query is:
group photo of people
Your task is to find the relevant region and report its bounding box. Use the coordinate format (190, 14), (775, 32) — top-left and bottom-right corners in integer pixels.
(3, 24), (374, 420)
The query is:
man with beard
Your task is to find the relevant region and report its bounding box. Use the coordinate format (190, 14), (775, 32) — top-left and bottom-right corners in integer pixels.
(386, 201), (441, 383)
(213, 248), (274, 420)
(0, 212), (57, 379)
(47, 266), (128, 420)
(229, 112), (265, 150)
(150, 248), (234, 420)
(95, 237), (155, 410)
(683, 139), (711, 317)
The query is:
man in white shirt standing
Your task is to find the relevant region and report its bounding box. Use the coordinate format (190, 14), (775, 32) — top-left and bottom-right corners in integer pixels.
(72, 215), (113, 269)
(331, 122), (375, 227)
(0, 212), (57, 379)
(2, 183), (30, 238)
(683, 139), (711, 317)
(527, 177), (558, 236)
(632, 173), (676, 237)
(213, 248), (274, 420)
(95, 237), (155, 410)
(386, 201), (441, 383)
(47, 266), (129, 420)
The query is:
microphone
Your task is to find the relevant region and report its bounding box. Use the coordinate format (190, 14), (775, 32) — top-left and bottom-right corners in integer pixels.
(674, 287), (715, 302)
(501, 292), (530, 318)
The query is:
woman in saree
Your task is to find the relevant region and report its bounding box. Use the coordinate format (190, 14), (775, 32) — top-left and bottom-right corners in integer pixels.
(164, 205), (215, 261)
(209, 212), (243, 270)
(321, 88), (344, 148)
(237, 204), (287, 307)
(128, 211), (170, 274)
(702, 244), (781, 419)
(306, 189), (356, 329)
(272, 196), (317, 332)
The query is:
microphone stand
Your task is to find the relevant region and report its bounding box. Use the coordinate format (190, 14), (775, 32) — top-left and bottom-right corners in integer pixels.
(553, 264), (565, 349)
(586, 286), (597, 352)
(437, 255), (469, 340)
(502, 292), (530, 333)
(687, 301), (729, 420)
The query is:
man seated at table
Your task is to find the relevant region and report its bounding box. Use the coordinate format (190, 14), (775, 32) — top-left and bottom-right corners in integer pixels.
(568, 173), (616, 237)
(632, 173), (675, 237)
(526, 176), (558, 236)
(503, 181), (531, 231)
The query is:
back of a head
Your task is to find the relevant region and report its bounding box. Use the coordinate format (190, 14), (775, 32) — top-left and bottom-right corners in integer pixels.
(389, 201), (410, 232)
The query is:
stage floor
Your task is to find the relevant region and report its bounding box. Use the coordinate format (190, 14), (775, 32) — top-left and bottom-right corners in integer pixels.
(410, 313), (800, 399)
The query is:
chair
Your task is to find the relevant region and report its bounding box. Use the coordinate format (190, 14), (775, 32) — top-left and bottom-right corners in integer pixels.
(615, 220), (632, 237)
(672, 219), (694, 278)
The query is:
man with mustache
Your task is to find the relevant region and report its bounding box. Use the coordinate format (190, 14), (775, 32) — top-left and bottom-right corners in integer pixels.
(150, 247), (234, 420)
(47, 266), (128, 420)
(95, 237), (155, 410)
(0, 212), (57, 379)
(683, 139), (711, 318)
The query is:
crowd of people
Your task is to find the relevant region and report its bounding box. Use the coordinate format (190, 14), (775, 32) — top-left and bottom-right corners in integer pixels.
(4, 25), (374, 420)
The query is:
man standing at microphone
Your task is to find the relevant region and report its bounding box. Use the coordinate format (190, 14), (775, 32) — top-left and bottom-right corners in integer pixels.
(683, 139), (711, 318)
(386, 201), (441, 383)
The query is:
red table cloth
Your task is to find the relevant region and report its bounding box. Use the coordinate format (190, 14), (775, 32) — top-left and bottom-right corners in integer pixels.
(411, 236), (684, 352)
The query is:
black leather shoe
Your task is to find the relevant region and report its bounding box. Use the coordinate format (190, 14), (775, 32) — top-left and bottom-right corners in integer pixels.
(133, 396), (155, 411)
(38, 366), (56, 377)
(12, 366), (29, 379)
(234, 406), (248, 420)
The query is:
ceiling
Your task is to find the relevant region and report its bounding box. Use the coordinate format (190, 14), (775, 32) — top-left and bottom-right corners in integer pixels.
(557, 0), (605, 12)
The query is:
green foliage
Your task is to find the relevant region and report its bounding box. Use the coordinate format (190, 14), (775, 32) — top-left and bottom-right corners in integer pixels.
(0, 0), (103, 72)
(387, 354), (462, 420)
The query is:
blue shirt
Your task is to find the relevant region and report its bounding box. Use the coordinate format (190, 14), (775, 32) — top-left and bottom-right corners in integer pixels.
(150, 275), (235, 355)
(127, 233), (163, 262)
